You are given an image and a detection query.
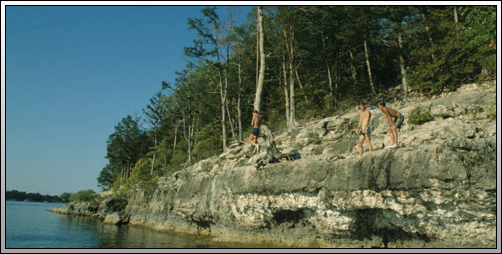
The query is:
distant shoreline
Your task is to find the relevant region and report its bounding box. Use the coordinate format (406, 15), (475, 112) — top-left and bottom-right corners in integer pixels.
(6, 200), (66, 204)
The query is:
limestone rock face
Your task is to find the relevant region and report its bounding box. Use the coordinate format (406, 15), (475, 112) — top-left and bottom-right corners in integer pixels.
(50, 82), (497, 248)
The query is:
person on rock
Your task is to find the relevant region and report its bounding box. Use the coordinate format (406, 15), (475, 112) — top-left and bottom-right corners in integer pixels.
(356, 102), (373, 157)
(249, 110), (263, 153)
(378, 102), (404, 148)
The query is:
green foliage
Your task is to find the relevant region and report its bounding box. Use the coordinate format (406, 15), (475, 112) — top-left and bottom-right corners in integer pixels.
(96, 6), (496, 202)
(6, 190), (63, 203)
(409, 7), (495, 94)
(194, 124), (223, 161)
(59, 192), (72, 203)
(408, 106), (434, 125)
(70, 189), (97, 203)
(125, 159), (159, 197)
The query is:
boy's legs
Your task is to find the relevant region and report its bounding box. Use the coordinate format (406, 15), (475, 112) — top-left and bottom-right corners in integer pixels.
(388, 127), (396, 145)
(391, 125), (398, 146)
(249, 134), (257, 147)
(358, 135), (365, 157)
(365, 135), (373, 152)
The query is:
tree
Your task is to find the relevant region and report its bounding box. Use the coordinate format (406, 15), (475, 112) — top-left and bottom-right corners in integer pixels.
(185, 7), (229, 151)
(105, 115), (149, 181)
(60, 192), (72, 203)
(254, 6), (266, 113)
(143, 92), (168, 175)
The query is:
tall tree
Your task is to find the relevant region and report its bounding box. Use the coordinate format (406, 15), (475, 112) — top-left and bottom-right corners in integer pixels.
(254, 6), (266, 113)
(185, 7), (228, 151)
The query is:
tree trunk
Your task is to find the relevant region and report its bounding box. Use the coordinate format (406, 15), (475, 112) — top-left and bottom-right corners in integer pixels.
(173, 123), (178, 158)
(321, 31), (333, 95)
(151, 137), (156, 175)
(213, 24), (227, 152)
(398, 32), (408, 98)
(282, 52), (290, 129)
(349, 50), (358, 85)
(364, 39), (376, 95)
(226, 99), (237, 142)
(454, 6), (459, 24)
(256, 8), (259, 91)
(237, 60), (243, 143)
(254, 6), (265, 113)
(334, 45), (340, 109)
(289, 36), (296, 129)
(420, 11), (436, 61)
(283, 25), (296, 129)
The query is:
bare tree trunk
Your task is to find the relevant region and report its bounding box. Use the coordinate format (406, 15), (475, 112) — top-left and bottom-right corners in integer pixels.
(454, 6), (458, 24)
(398, 32), (408, 98)
(283, 24), (296, 129)
(151, 137), (156, 175)
(321, 31), (333, 95)
(212, 24), (227, 152)
(364, 39), (376, 95)
(294, 65), (309, 103)
(256, 9), (259, 90)
(237, 60), (243, 143)
(349, 50), (358, 85)
(173, 123), (178, 158)
(226, 99), (237, 142)
(289, 35), (296, 129)
(254, 6), (265, 113)
(282, 52), (290, 129)
(335, 45), (340, 109)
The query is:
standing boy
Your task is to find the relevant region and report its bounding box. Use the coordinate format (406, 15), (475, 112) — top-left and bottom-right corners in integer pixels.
(249, 110), (263, 153)
(356, 102), (373, 157)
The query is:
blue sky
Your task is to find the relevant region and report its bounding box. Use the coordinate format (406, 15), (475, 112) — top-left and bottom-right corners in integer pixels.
(5, 6), (251, 196)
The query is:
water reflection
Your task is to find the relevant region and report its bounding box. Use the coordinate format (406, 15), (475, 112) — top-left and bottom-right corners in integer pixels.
(57, 214), (260, 248)
(7, 202), (280, 248)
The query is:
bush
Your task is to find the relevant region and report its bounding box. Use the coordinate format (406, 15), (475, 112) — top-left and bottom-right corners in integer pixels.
(126, 159), (158, 197)
(59, 192), (72, 203)
(408, 106), (435, 125)
(70, 189), (97, 203)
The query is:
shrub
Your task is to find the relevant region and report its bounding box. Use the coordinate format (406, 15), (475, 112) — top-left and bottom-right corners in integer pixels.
(408, 106), (435, 125)
(70, 189), (97, 203)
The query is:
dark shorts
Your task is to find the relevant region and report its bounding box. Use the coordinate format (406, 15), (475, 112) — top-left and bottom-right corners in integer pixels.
(394, 114), (405, 129)
(250, 128), (259, 138)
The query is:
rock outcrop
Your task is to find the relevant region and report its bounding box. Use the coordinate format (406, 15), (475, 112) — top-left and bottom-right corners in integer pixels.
(50, 82), (497, 248)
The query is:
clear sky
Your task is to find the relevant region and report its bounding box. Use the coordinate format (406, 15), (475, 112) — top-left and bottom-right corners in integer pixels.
(5, 5), (251, 196)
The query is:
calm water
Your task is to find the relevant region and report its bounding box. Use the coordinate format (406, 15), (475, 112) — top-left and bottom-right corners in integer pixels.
(5, 201), (272, 249)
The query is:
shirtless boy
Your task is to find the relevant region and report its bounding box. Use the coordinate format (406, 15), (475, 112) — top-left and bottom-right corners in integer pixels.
(378, 102), (404, 148)
(249, 110), (263, 153)
(356, 102), (373, 157)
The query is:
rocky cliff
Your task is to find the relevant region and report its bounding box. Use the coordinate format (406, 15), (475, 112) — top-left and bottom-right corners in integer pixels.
(50, 82), (497, 248)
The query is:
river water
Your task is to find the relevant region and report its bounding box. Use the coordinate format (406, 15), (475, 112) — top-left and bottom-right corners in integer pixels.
(5, 201), (272, 249)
